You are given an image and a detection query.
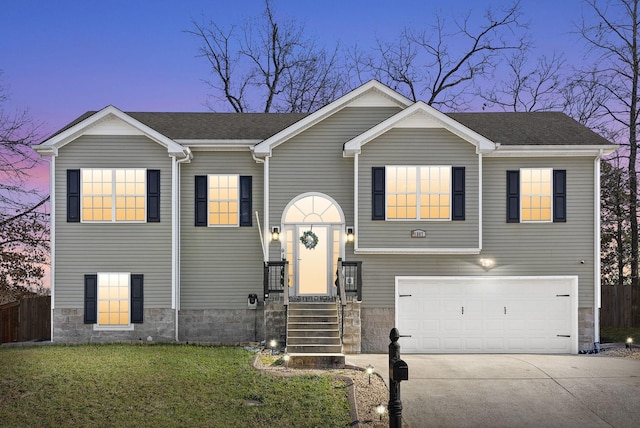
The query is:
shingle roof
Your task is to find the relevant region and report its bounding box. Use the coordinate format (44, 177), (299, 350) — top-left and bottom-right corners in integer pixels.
(50, 109), (612, 147)
(127, 112), (309, 140)
(447, 112), (612, 146)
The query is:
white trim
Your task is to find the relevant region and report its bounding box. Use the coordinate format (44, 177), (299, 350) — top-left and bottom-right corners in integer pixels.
(80, 168), (147, 223)
(519, 167), (554, 224)
(281, 192), (346, 225)
(33, 106), (189, 159)
(177, 139), (261, 147)
(394, 275), (579, 354)
(354, 153), (359, 251)
(49, 155), (55, 341)
(343, 101), (496, 157)
(478, 155), (483, 251)
(171, 157), (177, 310)
(486, 146), (618, 158)
(94, 272), (133, 330)
(594, 153), (602, 342)
(254, 80), (412, 157)
(264, 157), (270, 262)
(355, 247), (481, 255)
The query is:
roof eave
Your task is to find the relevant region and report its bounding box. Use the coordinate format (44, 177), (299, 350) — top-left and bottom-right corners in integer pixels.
(485, 144), (619, 157)
(343, 101), (497, 157)
(253, 80), (412, 157)
(36, 106), (188, 158)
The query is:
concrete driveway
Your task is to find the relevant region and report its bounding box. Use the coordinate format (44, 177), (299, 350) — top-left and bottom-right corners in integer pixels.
(346, 353), (640, 428)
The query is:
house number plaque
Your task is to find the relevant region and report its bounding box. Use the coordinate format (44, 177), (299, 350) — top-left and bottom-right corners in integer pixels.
(410, 229), (426, 238)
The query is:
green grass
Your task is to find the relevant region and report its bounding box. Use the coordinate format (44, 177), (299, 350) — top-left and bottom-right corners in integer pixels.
(600, 327), (640, 343)
(0, 344), (350, 427)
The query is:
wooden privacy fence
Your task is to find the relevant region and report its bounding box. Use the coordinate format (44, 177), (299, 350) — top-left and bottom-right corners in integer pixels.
(0, 296), (50, 344)
(600, 285), (633, 328)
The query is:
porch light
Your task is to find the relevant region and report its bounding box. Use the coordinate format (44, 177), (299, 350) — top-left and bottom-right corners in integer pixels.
(271, 226), (280, 241)
(366, 364), (374, 384)
(626, 337), (633, 349)
(346, 226), (355, 243)
(376, 404), (386, 420)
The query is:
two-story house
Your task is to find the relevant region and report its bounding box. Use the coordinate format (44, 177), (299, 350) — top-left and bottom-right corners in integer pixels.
(34, 81), (616, 357)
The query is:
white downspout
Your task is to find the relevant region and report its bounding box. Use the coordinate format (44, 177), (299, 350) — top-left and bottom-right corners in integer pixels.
(174, 149), (192, 342)
(594, 151), (603, 344)
(44, 155), (55, 342)
(251, 149), (268, 261)
(353, 153), (359, 253)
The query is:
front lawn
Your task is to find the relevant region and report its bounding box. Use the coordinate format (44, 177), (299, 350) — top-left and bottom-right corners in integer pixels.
(0, 344), (350, 427)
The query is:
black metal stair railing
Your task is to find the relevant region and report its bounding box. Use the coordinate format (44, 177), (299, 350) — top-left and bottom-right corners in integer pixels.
(263, 261), (289, 300)
(340, 260), (362, 301)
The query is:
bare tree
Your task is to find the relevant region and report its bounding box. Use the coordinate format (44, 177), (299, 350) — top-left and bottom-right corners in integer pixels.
(351, 1), (528, 110)
(578, 0), (640, 325)
(481, 51), (566, 111)
(0, 73), (49, 294)
(188, 0), (347, 113)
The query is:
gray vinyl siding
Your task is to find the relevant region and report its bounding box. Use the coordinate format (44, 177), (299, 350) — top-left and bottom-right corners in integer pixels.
(357, 128), (479, 248)
(267, 106), (401, 260)
(354, 156), (597, 309)
(54, 135), (173, 308)
(180, 151), (264, 309)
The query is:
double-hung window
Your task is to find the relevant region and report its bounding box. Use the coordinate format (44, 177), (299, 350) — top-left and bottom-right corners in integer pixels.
(507, 168), (566, 223)
(66, 168), (160, 223)
(84, 272), (144, 328)
(373, 166), (465, 221)
(195, 174), (252, 227)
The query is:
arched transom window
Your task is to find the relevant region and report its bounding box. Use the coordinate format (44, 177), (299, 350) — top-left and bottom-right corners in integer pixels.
(283, 194), (343, 224)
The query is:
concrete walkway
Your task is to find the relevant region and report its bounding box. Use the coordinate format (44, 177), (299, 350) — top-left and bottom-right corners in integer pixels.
(346, 354), (640, 428)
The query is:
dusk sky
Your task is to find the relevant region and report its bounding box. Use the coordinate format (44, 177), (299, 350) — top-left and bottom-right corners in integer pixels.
(2, 0), (593, 191)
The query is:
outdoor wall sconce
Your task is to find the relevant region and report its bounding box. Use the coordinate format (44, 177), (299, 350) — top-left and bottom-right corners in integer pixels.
(480, 258), (495, 269)
(346, 226), (355, 243)
(271, 226), (280, 241)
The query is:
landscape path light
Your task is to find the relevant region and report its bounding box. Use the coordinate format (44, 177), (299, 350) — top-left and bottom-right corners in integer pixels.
(366, 364), (374, 384)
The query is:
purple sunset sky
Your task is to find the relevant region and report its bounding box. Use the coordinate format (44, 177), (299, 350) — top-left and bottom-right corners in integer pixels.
(2, 0), (589, 188)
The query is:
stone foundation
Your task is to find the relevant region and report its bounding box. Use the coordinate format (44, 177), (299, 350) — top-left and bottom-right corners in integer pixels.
(264, 299), (287, 346)
(361, 307), (395, 353)
(342, 300), (362, 354)
(52, 308), (176, 343)
(578, 307), (596, 351)
(178, 308), (264, 343)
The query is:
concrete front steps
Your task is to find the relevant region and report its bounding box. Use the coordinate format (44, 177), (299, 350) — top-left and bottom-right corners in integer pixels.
(286, 302), (345, 368)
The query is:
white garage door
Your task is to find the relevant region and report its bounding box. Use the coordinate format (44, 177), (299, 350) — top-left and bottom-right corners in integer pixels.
(396, 276), (578, 354)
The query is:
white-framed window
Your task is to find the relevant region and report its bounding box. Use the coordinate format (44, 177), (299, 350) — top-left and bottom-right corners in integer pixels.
(520, 168), (552, 222)
(386, 166), (451, 220)
(208, 174), (239, 226)
(81, 168), (146, 222)
(96, 272), (131, 329)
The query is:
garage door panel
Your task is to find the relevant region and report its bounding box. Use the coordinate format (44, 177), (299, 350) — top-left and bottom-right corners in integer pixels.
(397, 276), (578, 354)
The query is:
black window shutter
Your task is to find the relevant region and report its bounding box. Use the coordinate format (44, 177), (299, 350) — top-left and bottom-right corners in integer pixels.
(451, 167), (465, 221)
(131, 274), (144, 324)
(506, 170), (520, 223)
(372, 167), (386, 220)
(67, 169), (80, 222)
(239, 176), (252, 227)
(553, 169), (567, 222)
(147, 170), (160, 222)
(195, 175), (207, 226)
(84, 274), (97, 324)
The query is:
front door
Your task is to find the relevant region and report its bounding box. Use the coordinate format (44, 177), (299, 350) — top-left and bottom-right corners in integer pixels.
(297, 226), (329, 295)
(281, 193), (345, 297)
